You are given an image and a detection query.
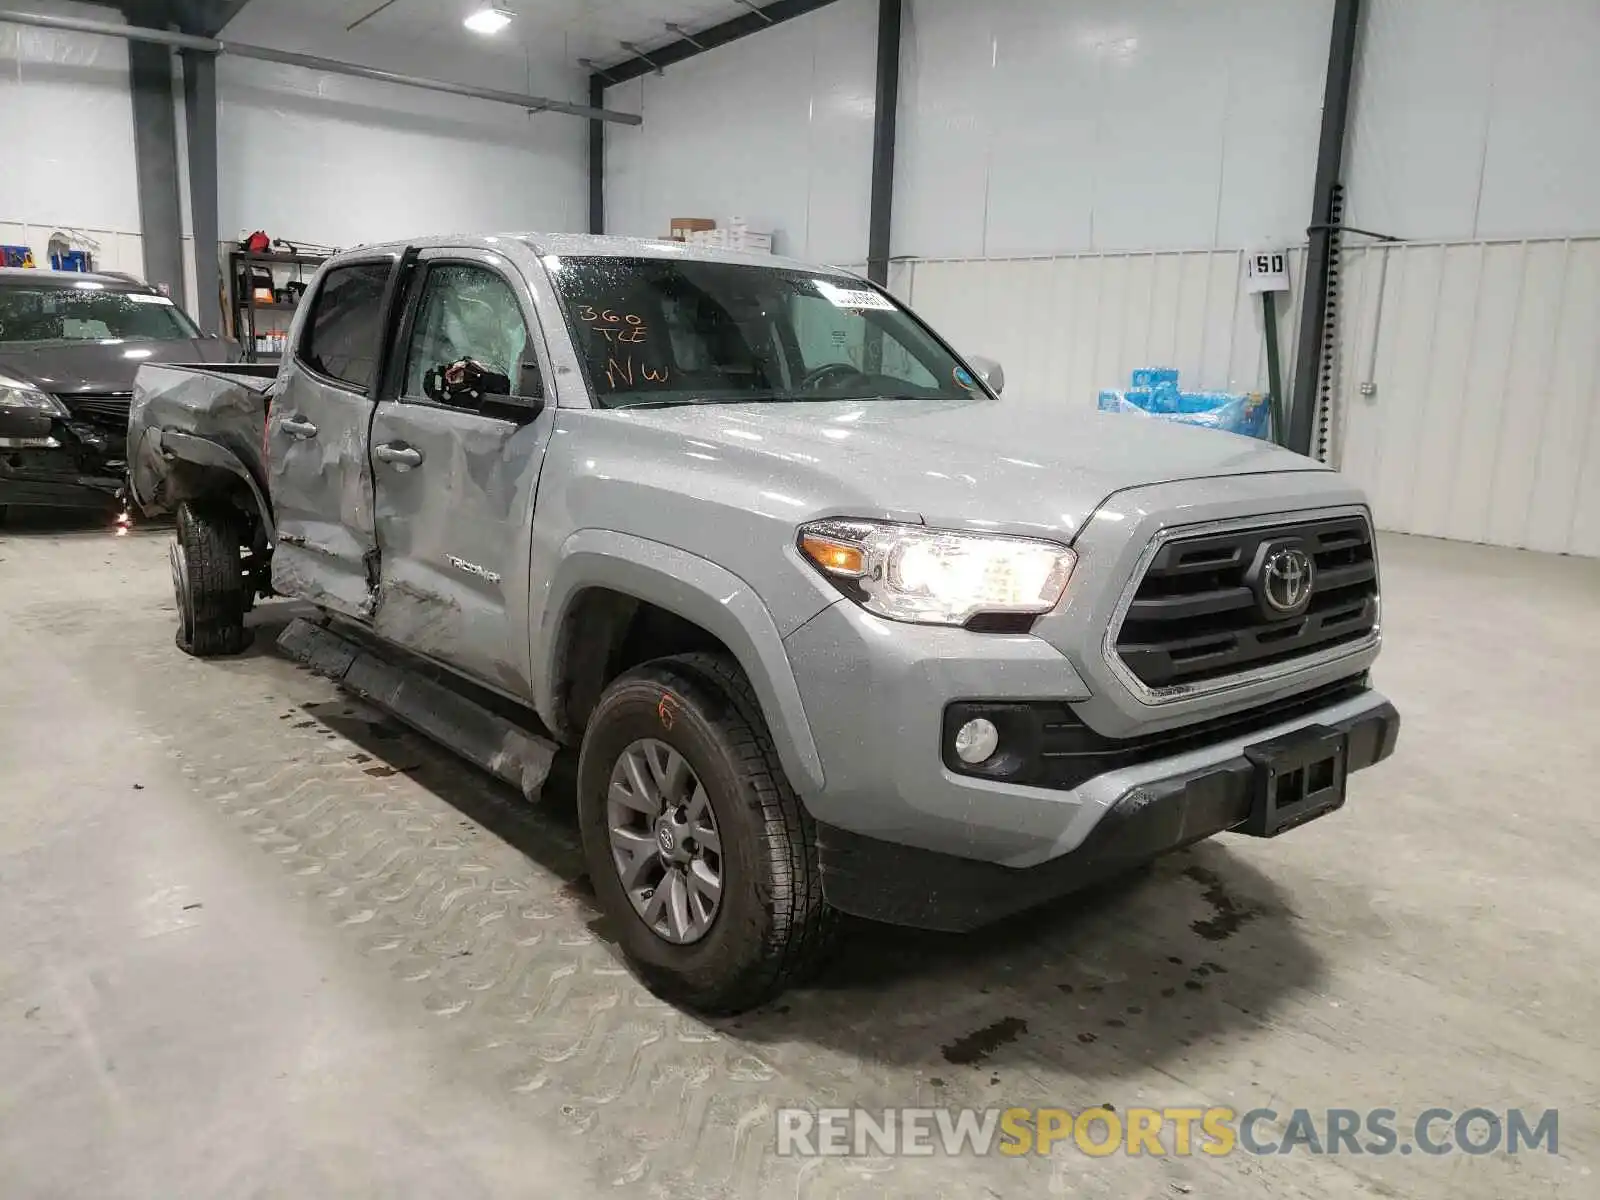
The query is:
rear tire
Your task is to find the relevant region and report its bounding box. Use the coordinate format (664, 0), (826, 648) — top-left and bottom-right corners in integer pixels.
(577, 652), (839, 1014)
(171, 501), (249, 657)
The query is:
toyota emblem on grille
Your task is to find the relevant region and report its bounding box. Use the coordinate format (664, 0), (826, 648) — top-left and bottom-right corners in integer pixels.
(1261, 546), (1316, 615)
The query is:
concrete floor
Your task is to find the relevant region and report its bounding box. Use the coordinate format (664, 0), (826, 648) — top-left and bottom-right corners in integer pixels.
(0, 512), (1595, 1198)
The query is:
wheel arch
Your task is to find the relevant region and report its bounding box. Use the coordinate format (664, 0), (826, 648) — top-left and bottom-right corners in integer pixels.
(150, 430), (272, 546)
(534, 530), (826, 796)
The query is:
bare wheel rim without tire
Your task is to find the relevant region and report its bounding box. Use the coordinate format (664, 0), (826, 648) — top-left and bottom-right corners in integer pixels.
(606, 737), (724, 945)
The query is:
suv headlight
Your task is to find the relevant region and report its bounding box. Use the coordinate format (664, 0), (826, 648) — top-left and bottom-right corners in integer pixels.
(0, 373), (68, 416)
(798, 518), (1075, 627)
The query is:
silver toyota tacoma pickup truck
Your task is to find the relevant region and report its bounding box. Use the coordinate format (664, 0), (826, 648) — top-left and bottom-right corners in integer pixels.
(127, 233), (1398, 1013)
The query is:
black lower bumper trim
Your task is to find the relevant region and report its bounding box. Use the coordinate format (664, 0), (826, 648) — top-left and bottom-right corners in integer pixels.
(817, 700), (1400, 932)
(0, 471), (122, 508)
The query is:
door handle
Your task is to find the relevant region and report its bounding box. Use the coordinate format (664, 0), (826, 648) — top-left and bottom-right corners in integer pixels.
(374, 442), (424, 469)
(278, 415), (318, 439)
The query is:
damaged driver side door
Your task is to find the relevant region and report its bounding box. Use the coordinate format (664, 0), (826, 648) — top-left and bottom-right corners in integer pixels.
(269, 255), (401, 619)
(367, 249), (555, 695)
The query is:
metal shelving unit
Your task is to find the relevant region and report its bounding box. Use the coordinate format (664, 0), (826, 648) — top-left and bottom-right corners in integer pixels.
(228, 248), (333, 363)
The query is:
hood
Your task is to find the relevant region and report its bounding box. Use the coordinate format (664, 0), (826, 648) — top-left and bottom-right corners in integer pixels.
(618, 394), (1324, 540)
(0, 337), (237, 395)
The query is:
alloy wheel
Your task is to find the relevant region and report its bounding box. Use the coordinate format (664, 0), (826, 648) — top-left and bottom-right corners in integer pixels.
(605, 738), (724, 944)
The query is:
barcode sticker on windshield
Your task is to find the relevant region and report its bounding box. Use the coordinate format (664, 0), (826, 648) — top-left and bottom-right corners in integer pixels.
(126, 293), (175, 305)
(814, 280), (895, 311)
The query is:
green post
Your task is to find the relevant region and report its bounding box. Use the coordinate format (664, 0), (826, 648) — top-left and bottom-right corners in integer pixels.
(1262, 290), (1287, 446)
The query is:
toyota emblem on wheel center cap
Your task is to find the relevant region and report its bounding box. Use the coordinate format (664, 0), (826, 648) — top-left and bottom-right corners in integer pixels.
(1260, 545), (1316, 615)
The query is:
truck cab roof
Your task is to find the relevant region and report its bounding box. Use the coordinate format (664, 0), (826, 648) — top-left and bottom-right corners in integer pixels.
(330, 232), (851, 279)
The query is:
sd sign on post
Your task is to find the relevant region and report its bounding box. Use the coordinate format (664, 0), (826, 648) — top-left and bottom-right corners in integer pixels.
(1247, 249), (1291, 294)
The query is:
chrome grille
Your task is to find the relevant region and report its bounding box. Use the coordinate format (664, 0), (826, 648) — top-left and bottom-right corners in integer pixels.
(1113, 514), (1380, 692)
(60, 391), (134, 425)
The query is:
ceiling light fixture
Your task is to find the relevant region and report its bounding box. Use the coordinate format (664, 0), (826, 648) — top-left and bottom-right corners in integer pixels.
(464, 7), (514, 35)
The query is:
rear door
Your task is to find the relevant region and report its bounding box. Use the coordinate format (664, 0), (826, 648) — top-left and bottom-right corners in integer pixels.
(368, 247), (556, 693)
(268, 254), (401, 618)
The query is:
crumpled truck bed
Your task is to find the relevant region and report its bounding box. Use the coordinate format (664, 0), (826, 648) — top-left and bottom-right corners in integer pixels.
(127, 362), (276, 517)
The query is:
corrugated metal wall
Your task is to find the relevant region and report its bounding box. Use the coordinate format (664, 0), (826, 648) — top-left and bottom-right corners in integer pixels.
(889, 249), (1307, 413)
(595, 0), (1600, 556)
(887, 237), (1600, 557)
(1336, 237), (1600, 556)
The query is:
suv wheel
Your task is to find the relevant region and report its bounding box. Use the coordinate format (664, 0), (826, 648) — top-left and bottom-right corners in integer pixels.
(577, 652), (839, 1014)
(171, 501), (249, 657)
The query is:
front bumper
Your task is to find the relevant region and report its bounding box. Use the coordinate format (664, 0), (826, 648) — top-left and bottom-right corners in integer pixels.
(0, 449), (122, 508)
(816, 698), (1399, 931)
(785, 597), (1396, 866)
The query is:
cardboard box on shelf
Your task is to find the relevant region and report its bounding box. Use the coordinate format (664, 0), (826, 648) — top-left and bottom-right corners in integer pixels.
(669, 217), (716, 241)
(683, 228), (774, 253)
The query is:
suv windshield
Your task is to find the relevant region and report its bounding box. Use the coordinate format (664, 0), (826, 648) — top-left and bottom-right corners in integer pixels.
(548, 256), (984, 409)
(0, 283), (199, 345)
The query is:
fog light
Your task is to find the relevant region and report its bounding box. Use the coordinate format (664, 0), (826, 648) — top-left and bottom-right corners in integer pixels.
(953, 718), (1000, 765)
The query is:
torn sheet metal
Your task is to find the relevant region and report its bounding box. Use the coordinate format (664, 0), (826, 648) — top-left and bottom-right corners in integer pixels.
(127, 363), (273, 515)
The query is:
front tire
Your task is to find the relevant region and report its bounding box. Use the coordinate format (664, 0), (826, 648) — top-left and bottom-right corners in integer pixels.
(577, 653), (838, 1014)
(171, 501), (248, 657)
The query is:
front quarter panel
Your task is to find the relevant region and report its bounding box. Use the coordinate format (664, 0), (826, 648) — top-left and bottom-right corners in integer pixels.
(533, 528), (827, 795)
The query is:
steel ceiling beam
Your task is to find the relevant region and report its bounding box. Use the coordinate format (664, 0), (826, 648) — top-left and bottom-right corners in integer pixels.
(0, 8), (643, 124)
(119, 0), (251, 39)
(592, 0), (843, 86)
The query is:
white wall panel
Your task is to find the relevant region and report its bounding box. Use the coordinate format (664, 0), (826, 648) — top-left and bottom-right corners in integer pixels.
(1336, 239), (1600, 556)
(894, 0), (1334, 259)
(0, 221), (143, 276)
(1474, 1), (1600, 240)
(214, 8), (586, 249)
(0, 2), (140, 232)
(893, 248), (1305, 417)
(1347, 0), (1600, 241)
(894, 240), (1600, 558)
(603, 0), (876, 263)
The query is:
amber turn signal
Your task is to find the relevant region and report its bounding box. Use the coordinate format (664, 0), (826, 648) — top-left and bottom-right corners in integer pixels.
(800, 533), (865, 577)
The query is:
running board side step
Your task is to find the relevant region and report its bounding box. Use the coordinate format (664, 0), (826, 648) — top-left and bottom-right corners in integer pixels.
(277, 617), (557, 799)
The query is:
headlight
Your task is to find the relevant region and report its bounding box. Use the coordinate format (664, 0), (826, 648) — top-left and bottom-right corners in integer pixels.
(798, 518), (1075, 627)
(0, 373), (68, 416)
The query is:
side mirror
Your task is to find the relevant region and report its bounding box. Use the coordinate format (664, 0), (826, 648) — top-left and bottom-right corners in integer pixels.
(422, 357), (544, 424)
(479, 391), (544, 425)
(475, 359), (545, 425)
(967, 355), (1005, 395)
(424, 357), (510, 408)
(517, 360), (544, 401)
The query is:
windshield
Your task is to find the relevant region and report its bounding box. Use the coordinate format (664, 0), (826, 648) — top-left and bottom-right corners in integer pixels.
(0, 284), (200, 345)
(547, 256), (984, 409)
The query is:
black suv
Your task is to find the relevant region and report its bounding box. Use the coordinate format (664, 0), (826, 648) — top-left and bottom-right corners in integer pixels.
(0, 268), (235, 517)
